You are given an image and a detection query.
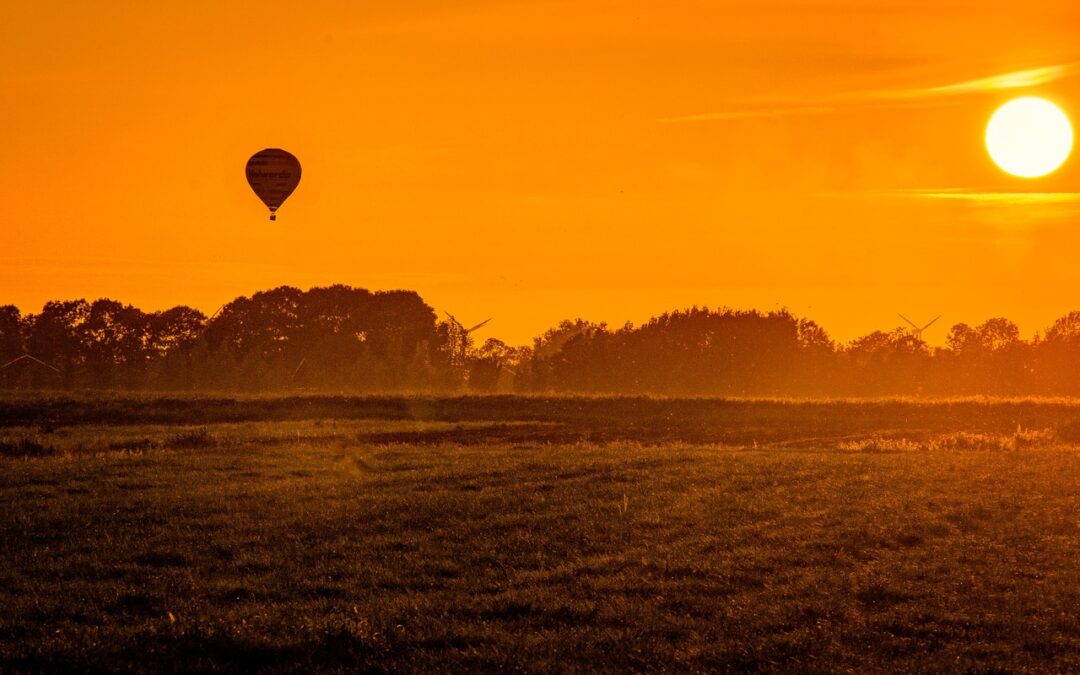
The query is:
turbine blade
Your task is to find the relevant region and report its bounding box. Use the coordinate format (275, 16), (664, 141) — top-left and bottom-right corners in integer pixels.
(898, 313), (919, 330)
(0, 355), (25, 369)
(28, 355), (60, 372)
(291, 357), (307, 381)
(921, 315), (941, 331)
(465, 318), (492, 333)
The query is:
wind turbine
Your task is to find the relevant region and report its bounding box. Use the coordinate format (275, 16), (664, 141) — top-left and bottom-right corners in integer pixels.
(0, 354), (60, 373)
(444, 312), (491, 366)
(898, 314), (940, 340)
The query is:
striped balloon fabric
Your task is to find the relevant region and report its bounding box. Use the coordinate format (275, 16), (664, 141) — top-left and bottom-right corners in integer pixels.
(245, 148), (301, 221)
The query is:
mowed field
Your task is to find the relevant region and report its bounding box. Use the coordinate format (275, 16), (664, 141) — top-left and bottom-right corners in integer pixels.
(2, 396), (1080, 672)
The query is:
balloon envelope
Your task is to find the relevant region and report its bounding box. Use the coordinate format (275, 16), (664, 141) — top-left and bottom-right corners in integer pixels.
(246, 149), (301, 220)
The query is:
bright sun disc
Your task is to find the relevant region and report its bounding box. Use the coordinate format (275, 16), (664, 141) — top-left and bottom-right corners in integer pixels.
(986, 97), (1073, 178)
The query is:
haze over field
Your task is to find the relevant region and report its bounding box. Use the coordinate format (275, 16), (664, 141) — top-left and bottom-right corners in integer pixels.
(3, 1), (1080, 344)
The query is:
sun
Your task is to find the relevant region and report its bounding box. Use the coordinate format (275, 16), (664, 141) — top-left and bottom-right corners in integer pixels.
(985, 97), (1073, 178)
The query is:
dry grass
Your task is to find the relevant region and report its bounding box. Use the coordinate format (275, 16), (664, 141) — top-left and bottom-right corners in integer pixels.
(836, 427), (1058, 453)
(1, 397), (1079, 672)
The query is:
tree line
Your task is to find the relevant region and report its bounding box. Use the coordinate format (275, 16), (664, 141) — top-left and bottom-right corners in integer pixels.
(4, 285), (1080, 396)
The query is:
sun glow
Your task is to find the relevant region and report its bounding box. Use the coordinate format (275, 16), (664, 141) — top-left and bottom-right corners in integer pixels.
(985, 97), (1073, 178)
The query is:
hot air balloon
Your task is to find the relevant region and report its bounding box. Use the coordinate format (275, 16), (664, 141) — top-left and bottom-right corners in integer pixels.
(245, 148), (301, 221)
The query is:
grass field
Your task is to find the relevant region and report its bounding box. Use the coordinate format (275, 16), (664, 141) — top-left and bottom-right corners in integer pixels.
(2, 396), (1079, 672)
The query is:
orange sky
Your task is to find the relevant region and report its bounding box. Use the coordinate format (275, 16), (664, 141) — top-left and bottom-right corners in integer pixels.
(3, 1), (1080, 345)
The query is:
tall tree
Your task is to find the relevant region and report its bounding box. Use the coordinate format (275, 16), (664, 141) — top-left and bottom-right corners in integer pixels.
(26, 300), (91, 388)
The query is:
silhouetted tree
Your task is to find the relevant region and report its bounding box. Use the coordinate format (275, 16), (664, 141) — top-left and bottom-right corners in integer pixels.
(525, 309), (832, 396)
(82, 299), (149, 387)
(0, 306), (23, 362)
(942, 318), (1027, 394)
(843, 328), (931, 395)
(26, 300), (91, 388)
(1034, 312), (1080, 394)
(11, 286), (1080, 396)
(522, 319), (606, 392)
(200, 285), (444, 391)
(149, 306), (207, 389)
(468, 338), (525, 392)
(0, 306), (26, 387)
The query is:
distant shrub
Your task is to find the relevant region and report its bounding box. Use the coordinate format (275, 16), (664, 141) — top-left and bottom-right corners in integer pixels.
(106, 438), (159, 452)
(837, 437), (924, 453)
(168, 428), (218, 449)
(0, 437), (57, 457)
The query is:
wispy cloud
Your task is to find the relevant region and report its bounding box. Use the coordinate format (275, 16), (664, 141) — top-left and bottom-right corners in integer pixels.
(663, 63), (1078, 123)
(900, 64), (1074, 99)
(901, 189), (1080, 204)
